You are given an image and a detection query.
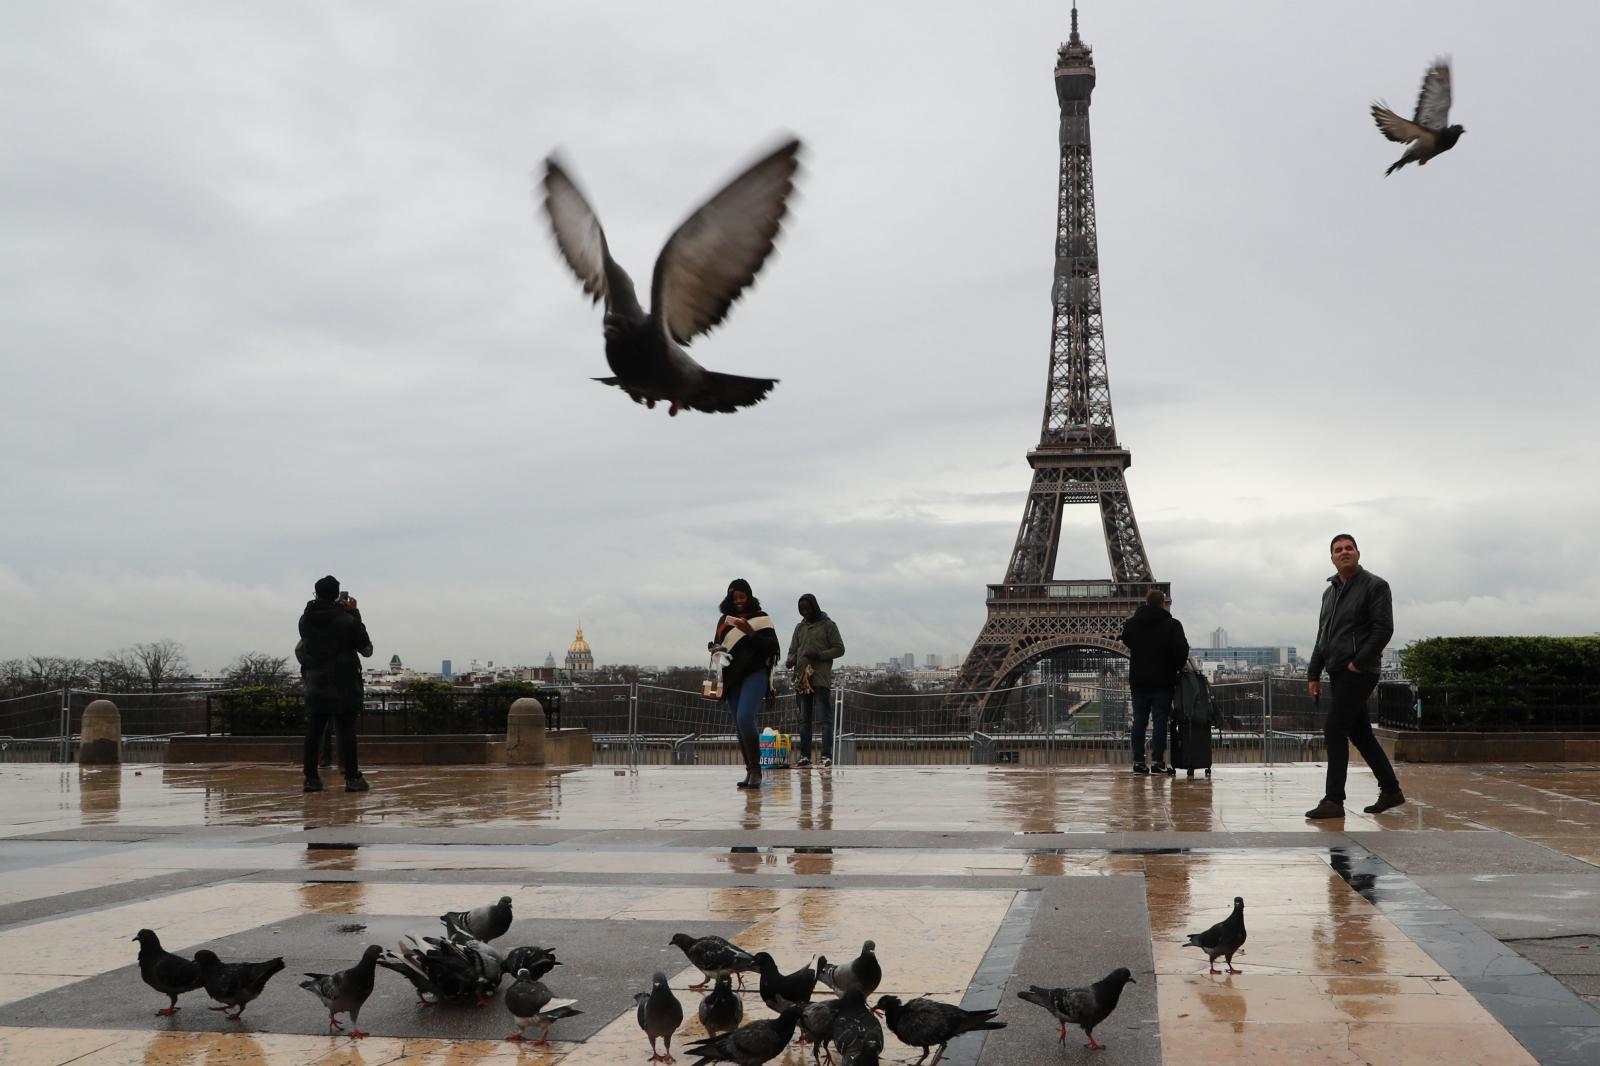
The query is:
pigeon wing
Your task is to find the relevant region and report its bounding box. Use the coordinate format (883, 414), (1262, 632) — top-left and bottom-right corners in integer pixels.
(1370, 102), (1426, 144)
(541, 156), (644, 319)
(1412, 58), (1452, 128)
(651, 137), (802, 346)
(1055, 986), (1097, 1025)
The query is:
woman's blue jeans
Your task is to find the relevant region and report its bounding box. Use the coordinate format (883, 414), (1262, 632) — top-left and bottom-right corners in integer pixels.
(733, 671), (767, 748)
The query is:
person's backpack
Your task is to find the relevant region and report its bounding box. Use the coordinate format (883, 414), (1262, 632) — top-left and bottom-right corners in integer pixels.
(1175, 668), (1213, 726)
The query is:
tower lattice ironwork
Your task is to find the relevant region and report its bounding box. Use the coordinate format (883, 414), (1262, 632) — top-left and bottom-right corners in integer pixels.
(953, 7), (1167, 710)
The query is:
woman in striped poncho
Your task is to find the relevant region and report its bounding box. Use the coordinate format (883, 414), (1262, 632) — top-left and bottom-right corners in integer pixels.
(711, 578), (781, 790)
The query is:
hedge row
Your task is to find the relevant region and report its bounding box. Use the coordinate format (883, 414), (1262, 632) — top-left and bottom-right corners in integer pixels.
(1403, 636), (1600, 687)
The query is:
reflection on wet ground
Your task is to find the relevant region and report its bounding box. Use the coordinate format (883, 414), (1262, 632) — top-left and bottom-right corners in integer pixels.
(1, 763), (1598, 1063)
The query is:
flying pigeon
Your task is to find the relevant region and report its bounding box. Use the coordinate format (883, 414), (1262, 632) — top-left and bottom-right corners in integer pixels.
(540, 138), (801, 416)
(300, 944), (383, 1038)
(876, 994), (1007, 1066)
(440, 895), (514, 943)
(1371, 58), (1465, 176)
(1017, 967), (1136, 1051)
(132, 929), (203, 1016)
(683, 1005), (804, 1065)
(504, 963), (583, 1045)
(831, 988), (885, 1066)
(753, 950), (818, 1014)
(699, 972), (744, 1037)
(670, 933), (760, 990)
(817, 940), (881, 998)
(636, 970), (685, 1063)
(192, 949), (285, 1020)
(1186, 896), (1247, 975)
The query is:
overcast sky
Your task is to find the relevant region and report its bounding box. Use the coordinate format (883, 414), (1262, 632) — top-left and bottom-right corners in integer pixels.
(3, 2), (1597, 674)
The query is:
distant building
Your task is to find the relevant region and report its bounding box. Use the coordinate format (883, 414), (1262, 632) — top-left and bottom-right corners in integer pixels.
(565, 627), (595, 675)
(389, 654), (403, 670)
(1209, 627), (1228, 649)
(925, 653), (944, 669)
(544, 651), (557, 670)
(901, 653), (916, 671)
(441, 659), (452, 679)
(1192, 646), (1295, 669)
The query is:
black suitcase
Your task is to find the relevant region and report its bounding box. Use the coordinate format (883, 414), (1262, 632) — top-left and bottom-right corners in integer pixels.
(1169, 670), (1214, 775)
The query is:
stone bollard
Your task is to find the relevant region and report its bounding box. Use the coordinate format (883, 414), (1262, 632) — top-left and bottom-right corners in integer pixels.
(79, 699), (122, 765)
(505, 697), (547, 766)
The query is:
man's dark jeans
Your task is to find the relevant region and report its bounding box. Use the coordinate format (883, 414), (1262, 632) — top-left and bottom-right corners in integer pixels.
(1323, 670), (1398, 803)
(798, 687), (832, 763)
(304, 693), (360, 779)
(1130, 687), (1173, 765)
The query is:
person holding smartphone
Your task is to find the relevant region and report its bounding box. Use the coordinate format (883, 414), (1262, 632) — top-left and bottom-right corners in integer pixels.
(710, 578), (780, 790)
(296, 575), (374, 792)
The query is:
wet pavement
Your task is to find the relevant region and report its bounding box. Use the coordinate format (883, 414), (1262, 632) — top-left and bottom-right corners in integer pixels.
(0, 762), (1598, 1063)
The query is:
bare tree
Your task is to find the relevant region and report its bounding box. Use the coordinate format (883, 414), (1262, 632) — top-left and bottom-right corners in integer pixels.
(126, 639), (190, 693)
(25, 656), (95, 693)
(90, 653), (146, 693)
(224, 651), (294, 691)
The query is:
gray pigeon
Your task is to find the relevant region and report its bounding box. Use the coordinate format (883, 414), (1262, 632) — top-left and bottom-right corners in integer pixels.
(1018, 967), (1135, 1051)
(132, 929), (202, 1016)
(1186, 896), (1247, 975)
(876, 994), (1006, 1065)
(670, 933), (760, 990)
(540, 138), (801, 416)
(635, 970), (685, 1063)
(440, 895), (513, 942)
(504, 963), (582, 1045)
(698, 972), (744, 1037)
(1371, 58), (1465, 176)
(300, 944), (383, 1038)
(684, 1005), (804, 1065)
(831, 988), (884, 1066)
(192, 949), (285, 1020)
(817, 940), (881, 998)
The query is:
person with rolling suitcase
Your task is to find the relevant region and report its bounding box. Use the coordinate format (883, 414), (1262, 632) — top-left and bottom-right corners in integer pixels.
(1170, 659), (1214, 779)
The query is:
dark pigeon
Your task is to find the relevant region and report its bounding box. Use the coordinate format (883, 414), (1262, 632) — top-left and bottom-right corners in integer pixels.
(501, 944), (558, 981)
(377, 931), (481, 1006)
(440, 895), (513, 943)
(753, 950), (818, 1014)
(192, 949), (285, 1020)
(300, 944), (382, 1038)
(1186, 896), (1247, 975)
(684, 1005), (804, 1065)
(800, 994), (845, 1064)
(540, 138), (801, 416)
(670, 933), (759, 990)
(504, 963), (582, 1045)
(1371, 58), (1465, 176)
(817, 940), (881, 998)
(698, 972), (744, 1037)
(831, 988), (884, 1066)
(1018, 967), (1136, 1051)
(132, 929), (202, 1017)
(876, 994), (1006, 1065)
(635, 970), (685, 1063)
(430, 918), (505, 1003)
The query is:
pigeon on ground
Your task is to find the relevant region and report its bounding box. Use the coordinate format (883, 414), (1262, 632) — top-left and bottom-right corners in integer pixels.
(501, 944), (558, 981)
(699, 972), (744, 1037)
(831, 988), (885, 1066)
(636, 970), (685, 1063)
(753, 950), (818, 1014)
(876, 994), (1007, 1066)
(132, 929), (203, 1016)
(1186, 896), (1247, 975)
(440, 895), (514, 943)
(1018, 968), (1136, 1051)
(670, 933), (760, 990)
(192, 950), (285, 1020)
(1371, 58), (1465, 176)
(817, 940), (881, 998)
(684, 1006), (804, 1065)
(540, 138), (801, 416)
(504, 962), (582, 1045)
(300, 944), (383, 1038)
(433, 918), (506, 1002)
(800, 994), (845, 1065)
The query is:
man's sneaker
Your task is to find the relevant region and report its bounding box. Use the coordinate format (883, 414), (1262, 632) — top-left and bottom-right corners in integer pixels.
(1151, 762), (1170, 775)
(302, 776), (324, 793)
(1363, 788), (1406, 814)
(820, 756), (832, 768)
(1132, 763), (1149, 774)
(344, 775), (370, 793)
(796, 757), (812, 768)
(1305, 798), (1345, 820)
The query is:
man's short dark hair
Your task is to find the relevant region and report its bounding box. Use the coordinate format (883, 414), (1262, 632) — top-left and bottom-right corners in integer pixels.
(1329, 534), (1358, 551)
(1146, 588), (1165, 607)
(314, 575), (340, 600)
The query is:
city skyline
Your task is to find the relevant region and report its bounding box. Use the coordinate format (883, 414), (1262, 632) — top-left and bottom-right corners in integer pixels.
(4, 4), (1598, 672)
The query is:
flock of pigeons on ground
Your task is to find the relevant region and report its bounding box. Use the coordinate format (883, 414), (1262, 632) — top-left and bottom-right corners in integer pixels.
(134, 892), (1251, 1062)
(538, 57), (1465, 418)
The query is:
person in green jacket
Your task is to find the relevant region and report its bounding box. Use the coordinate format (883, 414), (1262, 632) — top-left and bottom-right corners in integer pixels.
(785, 593), (845, 767)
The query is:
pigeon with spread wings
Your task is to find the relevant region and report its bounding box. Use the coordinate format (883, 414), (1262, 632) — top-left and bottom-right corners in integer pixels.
(1371, 58), (1465, 176)
(540, 138), (801, 416)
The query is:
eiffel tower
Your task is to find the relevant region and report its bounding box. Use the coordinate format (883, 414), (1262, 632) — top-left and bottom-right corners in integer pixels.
(953, 6), (1167, 712)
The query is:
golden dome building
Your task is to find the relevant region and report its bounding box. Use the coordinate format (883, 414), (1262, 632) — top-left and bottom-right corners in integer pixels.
(564, 626), (594, 676)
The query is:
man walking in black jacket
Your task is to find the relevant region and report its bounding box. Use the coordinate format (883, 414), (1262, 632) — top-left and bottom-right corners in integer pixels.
(1120, 588), (1189, 775)
(1305, 535), (1404, 819)
(297, 575), (373, 793)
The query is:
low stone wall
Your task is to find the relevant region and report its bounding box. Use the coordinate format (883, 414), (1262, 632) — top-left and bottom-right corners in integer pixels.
(1377, 728), (1600, 763)
(166, 729), (592, 766)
